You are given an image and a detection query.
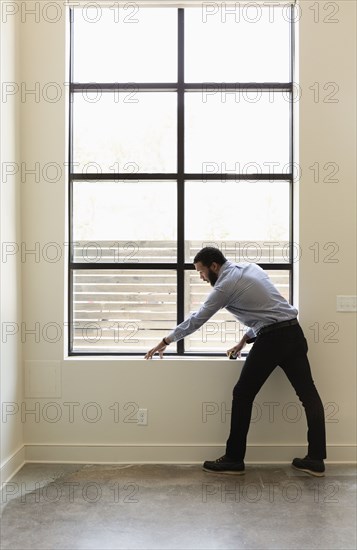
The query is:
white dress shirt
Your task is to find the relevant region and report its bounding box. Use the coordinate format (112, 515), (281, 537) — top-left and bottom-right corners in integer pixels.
(167, 261), (298, 343)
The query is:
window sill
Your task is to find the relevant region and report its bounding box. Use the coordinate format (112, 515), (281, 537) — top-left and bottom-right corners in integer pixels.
(63, 354), (247, 362)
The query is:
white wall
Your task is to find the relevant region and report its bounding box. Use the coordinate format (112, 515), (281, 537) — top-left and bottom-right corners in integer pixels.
(0, 1), (25, 481)
(298, 0), (356, 458)
(3, 1), (356, 469)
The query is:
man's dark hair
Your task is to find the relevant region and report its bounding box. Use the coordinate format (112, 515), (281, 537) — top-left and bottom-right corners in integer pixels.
(193, 247), (227, 267)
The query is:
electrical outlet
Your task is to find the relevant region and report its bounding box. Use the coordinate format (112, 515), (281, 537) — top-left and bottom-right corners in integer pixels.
(137, 408), (148, 426)
(336, 295), (357, 312)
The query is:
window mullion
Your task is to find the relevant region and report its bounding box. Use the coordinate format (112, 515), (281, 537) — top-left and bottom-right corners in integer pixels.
(68, 7), (74, 354)
(177, 8), (185, 355)
(289, 4), (295, 302)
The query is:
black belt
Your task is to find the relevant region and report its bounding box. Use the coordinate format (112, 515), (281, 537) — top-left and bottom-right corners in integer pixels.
(258, 318), (298, 336)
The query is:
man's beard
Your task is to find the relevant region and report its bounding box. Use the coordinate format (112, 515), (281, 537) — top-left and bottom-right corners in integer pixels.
(207, 268), (218, 286)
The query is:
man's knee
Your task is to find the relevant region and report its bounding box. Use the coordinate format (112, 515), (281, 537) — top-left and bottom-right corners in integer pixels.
(297, 387), (324, 409)
(232, 382), (256, 401)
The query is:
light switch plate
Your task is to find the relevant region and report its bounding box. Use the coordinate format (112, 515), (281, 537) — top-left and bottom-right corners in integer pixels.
(336, 295), (357, 312)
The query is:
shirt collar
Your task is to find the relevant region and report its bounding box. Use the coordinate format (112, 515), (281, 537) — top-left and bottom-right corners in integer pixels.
(217, 260), (231, 280)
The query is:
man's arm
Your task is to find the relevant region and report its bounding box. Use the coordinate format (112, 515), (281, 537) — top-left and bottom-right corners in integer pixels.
(144, 286), (229, 359)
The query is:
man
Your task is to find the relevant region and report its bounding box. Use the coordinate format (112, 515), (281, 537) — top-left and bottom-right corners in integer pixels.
(145, 247), (326, 477)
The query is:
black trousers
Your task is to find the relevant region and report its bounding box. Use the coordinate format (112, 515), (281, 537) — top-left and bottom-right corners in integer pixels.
(225, 323), (327, 461)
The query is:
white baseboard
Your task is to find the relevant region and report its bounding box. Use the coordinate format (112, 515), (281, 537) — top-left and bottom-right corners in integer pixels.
(24, 443), (357, 464)
(0, 445), (26, 484)
(1, 444), (355, 482)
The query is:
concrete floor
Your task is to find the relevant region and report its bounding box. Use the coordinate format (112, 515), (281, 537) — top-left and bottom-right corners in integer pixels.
(1, 463), (356, 550)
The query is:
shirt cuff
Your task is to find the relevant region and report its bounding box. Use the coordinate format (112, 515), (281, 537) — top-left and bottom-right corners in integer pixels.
(167, 330), (180, 343)
(245, 327), (256, 340)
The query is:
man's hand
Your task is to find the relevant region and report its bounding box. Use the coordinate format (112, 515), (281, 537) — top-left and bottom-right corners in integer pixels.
(144, 339), (168, 360)
(226, 335), (248, 359)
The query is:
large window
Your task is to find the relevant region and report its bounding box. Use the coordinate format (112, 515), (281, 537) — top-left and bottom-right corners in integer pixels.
(68, 4), (296, 355)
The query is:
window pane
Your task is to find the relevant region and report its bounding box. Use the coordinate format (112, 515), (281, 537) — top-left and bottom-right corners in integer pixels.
(73, 8), (177, 82)
(73, 92), (177, 173)
(185, 91), (290, 171)
(73, 270), (177, 352)
(73, 181), (177, 263)
(185, 180), (290, 263)
(185, 270), (290, 353)
(185, 6), (290, 82)
(70, 5), (294, 356)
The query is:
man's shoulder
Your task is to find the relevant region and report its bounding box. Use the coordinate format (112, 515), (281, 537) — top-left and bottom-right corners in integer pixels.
(219, 261), (245, 283)
(225, 261), (262, 272)
(223, 262), (267, 285)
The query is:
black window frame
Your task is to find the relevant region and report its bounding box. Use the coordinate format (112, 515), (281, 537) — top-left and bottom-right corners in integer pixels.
(67, 5), (296, 357)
